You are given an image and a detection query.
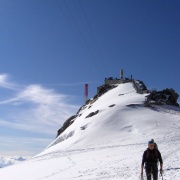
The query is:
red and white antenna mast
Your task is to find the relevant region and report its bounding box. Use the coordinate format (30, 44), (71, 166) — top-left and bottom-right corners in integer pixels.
(84, 84), (88, 103)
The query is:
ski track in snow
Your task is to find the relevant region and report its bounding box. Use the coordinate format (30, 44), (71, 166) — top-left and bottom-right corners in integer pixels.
(28, 138), (180, 180)
(34, 144), (142, 180)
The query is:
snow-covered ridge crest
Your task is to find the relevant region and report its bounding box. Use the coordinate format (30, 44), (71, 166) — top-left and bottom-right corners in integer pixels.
(42, 82), (147, 153)
(43, 81), (180, 154)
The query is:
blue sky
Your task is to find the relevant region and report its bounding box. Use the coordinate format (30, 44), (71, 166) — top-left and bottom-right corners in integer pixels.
(0, 0), (179, 156)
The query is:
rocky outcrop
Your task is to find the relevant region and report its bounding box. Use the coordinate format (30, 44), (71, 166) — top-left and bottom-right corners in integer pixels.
(97, 84), (117, 97)
(109, 104), (115, 107)
(133, 80), (148, 94)
(145, 88), (179, 106)
(56, 115), (77, 137)
(86, 110), (99, 118)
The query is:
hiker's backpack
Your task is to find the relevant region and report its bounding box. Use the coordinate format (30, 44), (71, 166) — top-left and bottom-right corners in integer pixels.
(154, 143), (158, 150)
(146, 149), (158, 158)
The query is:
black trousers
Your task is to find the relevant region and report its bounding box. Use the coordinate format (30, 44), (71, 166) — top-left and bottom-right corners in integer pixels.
(145, 164), (158, 180)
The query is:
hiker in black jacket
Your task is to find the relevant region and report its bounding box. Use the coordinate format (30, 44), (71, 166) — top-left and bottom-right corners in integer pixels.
(141, 140), (163, 180)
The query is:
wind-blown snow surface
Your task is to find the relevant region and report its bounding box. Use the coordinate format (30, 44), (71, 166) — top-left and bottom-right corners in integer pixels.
(0, 82), (180, 180)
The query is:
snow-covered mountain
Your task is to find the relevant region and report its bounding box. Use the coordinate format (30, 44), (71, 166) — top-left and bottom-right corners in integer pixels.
(0, 82), (180, 180)
(0, 156), (26, 168)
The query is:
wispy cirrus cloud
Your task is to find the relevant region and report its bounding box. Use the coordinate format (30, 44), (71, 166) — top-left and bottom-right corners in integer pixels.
(0, 73), (81, 155)
(0, 74), (79, 141)
(0, 74), (20, 90)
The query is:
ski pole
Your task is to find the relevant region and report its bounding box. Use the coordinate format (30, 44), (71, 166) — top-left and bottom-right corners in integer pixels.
(159, 171), (163, 180)
(140, 173), (144, 180)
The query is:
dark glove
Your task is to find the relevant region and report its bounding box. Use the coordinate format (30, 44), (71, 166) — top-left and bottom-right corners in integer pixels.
(160, 169), (163, 175)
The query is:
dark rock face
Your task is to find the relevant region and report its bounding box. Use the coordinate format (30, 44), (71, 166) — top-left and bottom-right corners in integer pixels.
(76, 105), (85, 114)
(119, 94), (124, 96)
(56, 115), (77, 138)
(136, 80), (147, 91)
(80, 124), (88, 130)
(97, 84), (117, 97)
(109, 104), (115, 107)
(86, 110), (99, 118)
(133, 80), (148, 94)
(145, 88), (179, 106)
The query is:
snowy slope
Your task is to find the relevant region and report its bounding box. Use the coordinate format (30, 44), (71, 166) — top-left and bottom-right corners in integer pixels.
(0, 82), (180, 180)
